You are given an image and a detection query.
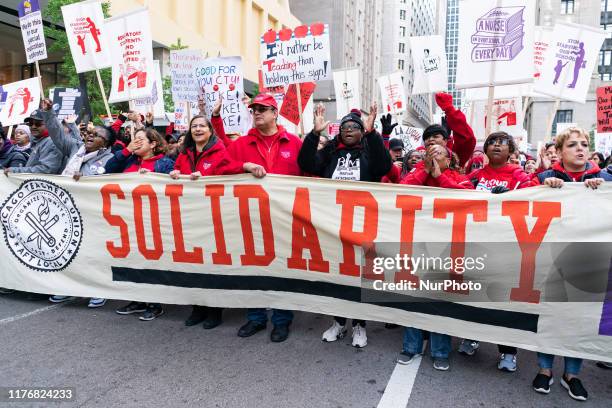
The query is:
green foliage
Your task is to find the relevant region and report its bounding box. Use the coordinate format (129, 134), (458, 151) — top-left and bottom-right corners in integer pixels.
(43, 0), (121, 124)
(162, 38), (189, 112)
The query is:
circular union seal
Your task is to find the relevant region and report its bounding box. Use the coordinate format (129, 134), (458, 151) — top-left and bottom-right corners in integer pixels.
(0, 179), (83, 272)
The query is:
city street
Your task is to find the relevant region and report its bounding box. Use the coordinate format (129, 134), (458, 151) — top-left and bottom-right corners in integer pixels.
(1, 292), (610, 408)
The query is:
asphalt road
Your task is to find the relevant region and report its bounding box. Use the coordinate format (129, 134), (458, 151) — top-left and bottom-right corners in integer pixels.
(1, 292), (611, 408)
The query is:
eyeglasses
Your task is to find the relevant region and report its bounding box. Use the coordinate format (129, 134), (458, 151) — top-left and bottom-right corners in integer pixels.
(485, 137), (510, 146)
(340, 124), (362, 131)
(29, 120), (43, 127)
(250, 106), (274, 114)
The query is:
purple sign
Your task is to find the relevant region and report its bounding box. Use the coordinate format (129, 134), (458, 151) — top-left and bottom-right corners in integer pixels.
(471, 6), (525, 62)
(599, 260), (612, 336)
(17, 0), (41, 18)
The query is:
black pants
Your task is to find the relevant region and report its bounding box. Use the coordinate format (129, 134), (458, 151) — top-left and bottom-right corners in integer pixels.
(334, 316), (366, 327)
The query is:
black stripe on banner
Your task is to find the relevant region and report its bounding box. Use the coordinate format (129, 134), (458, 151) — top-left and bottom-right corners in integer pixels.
(112, 267), (539, 333)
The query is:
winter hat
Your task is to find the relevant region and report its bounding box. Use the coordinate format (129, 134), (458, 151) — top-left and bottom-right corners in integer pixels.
(340, 111), (364, 130)
(16, 124), (31, 138)
(422, 124), (448, 141)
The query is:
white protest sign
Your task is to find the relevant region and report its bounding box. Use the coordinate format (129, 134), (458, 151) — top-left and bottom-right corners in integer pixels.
(409, 35), (448, 94)
(456, 0), (535, 89)
(260, 23), (331, 88)
(333, 68), (361, 119)
(391, 126), (424, 151)
(174, 103), (189, 132)
(0, 78), (41, 126)
(464, 83), (533, 101)
(595, 132), (612, 157)
(534, 22), (605, 104)
(555, 122), (578, 135)
(468, 97), (523, 140)
(170, 49), (203, 103)
(378, 72), (407, 115)
(18, 0), (47, 64)
(534, 26), (553, 80)
(106, 8), (154, 103)
(133, 61), (165, 118)
(194, 56), (246, 134)
(61, 1), (112, 73)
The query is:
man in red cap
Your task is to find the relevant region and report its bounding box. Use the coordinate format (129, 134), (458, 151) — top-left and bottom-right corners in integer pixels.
(226, 92), (302, 343)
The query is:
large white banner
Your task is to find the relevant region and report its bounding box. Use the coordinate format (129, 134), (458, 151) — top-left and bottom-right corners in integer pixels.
(61, 1), (112, 73)
(132, 60), (164, 118)
(333, 68), (361, 119)
(260, 23), (332, 88)
(534, 22), (606, 104)
(170, 49), (203, 103)
(456, 0), (535, 89)
(194, 56), (246, 134)
(378, 72), (407, 115)
(1, 174), (611, 362)
(409, 35), (448, 95)
(0, 78), (41, 126)
(106, 8), (154, 103)
(18, 0), (47, 64)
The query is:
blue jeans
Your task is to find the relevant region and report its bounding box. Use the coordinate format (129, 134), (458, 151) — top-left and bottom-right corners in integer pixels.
(403, 327), (451, 358)
(247, 308), (293, 326)
(537, 353), (583, 375)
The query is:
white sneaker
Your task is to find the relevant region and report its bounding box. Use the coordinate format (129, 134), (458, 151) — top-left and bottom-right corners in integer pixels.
(88, 298), (107, 308)
(352, 325), (367, 348)
(322, 321), (347, 342)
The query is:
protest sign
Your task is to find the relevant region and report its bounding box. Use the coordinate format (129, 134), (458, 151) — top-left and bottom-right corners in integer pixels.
(170, 49), (203, 103)
(280, 82), (316, 126)
(409, 36), (448, 95)
(61, 1), (112, 73)
(0, 78), (41, 126)
(534, 22), (605, 103)
(260, 23), (331, 88)
(464, 83), (533, 101)
(106, 8), (154, 103)
(51, 88), (85, 120)
(595, 132), (612, 157)
(333, 68), (361, 119)
(0, 86), (7, 113)
(597, 86), (612, 133)
(194, 56), (246, 134)
(555, 122), (577, 135)
(534, 26), (553, 80)
(327, 122), (340, 138)
(468, 97), (523, 140)
(1, 174), (611, 362)
(390, 126), (424, 151)
(133, 61), (164, 118)
(456, 0), (536, 89)
(17, 0), (47, 64)
(378, 72), (407, 115)
(258, 70), (285, 94)
(174, 103), (189, 132)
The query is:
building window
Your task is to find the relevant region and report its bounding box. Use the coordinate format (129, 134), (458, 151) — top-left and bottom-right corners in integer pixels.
(553, 109), (574, 135)
(398, 59), (405, 70)
(561, 0), (575, 14)
(400, 26), (406, 37)
(400, 10), (406, 20)
(399, 42), (405, 53)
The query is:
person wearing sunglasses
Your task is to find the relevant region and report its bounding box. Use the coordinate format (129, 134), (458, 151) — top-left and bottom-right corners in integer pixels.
(298, 102), (391, 348)
(223, 93), (302, 343)
(4, 106), (64, 176)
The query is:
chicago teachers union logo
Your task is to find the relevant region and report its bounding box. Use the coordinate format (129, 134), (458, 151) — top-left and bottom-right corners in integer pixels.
(0, 179), (83, 272)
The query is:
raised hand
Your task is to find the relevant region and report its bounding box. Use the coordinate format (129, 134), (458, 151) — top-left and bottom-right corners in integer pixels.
(380, 113), (398, 135)
(212, 95), (223, 117)
(64, 114), (78, 124)
(312, 103), (330, 135)
(145, 111), (154, 124)
(364, 102), (378, 132)
(41, 98), (53, 111)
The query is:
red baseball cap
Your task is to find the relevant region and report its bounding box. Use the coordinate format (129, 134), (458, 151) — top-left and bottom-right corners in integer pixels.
(248, 93), (278, 110)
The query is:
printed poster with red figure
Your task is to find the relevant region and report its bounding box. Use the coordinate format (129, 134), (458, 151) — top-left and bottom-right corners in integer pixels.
(61, 1), (112, 73)
(105, 8), (153, 103)
(0, 77), (41, 126)
(378, 72), (407, 115)
(260, 23), (331, 88)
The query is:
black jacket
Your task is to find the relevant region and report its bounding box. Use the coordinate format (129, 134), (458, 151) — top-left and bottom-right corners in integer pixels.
(298, 130), (391, 182)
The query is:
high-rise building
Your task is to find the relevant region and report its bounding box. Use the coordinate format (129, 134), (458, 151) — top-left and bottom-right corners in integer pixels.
(599, 0), (612, 81)
(525, 0), (602, 143)
(288, 0), (384, 118)
(381, 0), (436, 127)
(442, 0), (462, 109)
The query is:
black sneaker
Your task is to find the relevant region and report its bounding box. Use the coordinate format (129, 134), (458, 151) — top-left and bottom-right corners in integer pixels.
(533, 373), (554, 394)
(116, 301), (147, 315)
(202, 308), (223, 330)
(237, 321), (267, 337)
(384, 323), (399, 329)
(561, 376), (588, 401)
(397, 351), (417, 365)
(596, 361), (612, 369)
(270, 324), (290, 342)
(139, 306), (164, 321)
(185, 306), (208, 326)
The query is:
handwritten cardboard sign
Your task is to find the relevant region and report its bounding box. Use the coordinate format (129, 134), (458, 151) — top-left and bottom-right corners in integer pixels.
(280, 82), (316, 126)
(260, 23), (331, 88)
(170, 49), (203, 103)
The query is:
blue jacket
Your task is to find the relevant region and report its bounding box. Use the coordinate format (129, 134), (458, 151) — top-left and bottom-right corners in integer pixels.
(104, 148), (175, 174)
(537, 161), (612, 183)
